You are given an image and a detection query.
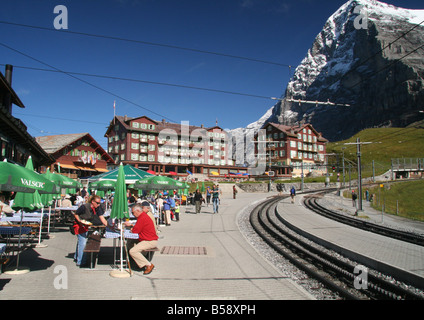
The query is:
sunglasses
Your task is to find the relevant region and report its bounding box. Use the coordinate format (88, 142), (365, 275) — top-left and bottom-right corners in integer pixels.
(94, 201), (101, 204)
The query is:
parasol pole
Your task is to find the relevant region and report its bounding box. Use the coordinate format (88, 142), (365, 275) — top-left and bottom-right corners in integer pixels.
(120, 219), (124, 272)
(4, 210), (30, 274)
(36, 207), (47, 248)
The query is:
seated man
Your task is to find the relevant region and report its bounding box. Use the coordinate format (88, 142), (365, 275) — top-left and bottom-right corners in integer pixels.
(124, 201), (158, 274)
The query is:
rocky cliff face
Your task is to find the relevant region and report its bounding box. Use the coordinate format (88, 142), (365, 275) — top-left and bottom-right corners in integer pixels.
(230, 0), (424, 148)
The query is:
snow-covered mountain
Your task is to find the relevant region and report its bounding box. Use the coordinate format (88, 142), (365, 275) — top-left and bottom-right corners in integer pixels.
(229, 0), (424, 161)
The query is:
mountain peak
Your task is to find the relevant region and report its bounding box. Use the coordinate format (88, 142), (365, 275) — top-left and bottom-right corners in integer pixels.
(229, 0), (424, 147)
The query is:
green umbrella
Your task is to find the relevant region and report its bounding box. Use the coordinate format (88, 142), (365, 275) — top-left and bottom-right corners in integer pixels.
(42, 171), (79, 189)
(12, 157), (48, 212)
(89, 180), (116, 191)
(134, 175), (186, 190)
(110, 164), (129, 220)
(92, 165), (152, 184)
(201, 181), (206, 193)
(0, 159), (59, 194)
(109, 163), (130, 277)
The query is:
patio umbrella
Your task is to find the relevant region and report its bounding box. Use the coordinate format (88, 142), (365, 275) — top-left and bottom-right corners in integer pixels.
(5, 157), (56, 274)
(109, 163), (131, 278)
(0, 159), (59, 194)
(42, 171), (79, 191)
(91, 165), (152, 184)
(134, 175), (186, 191)
(89, 180), (116, 191)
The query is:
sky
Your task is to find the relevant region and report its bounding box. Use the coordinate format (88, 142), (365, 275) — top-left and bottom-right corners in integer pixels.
(1, 0), (423, 151)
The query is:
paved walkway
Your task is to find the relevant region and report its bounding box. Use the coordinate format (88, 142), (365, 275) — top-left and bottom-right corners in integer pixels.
(279, 191), (424, 287)
(0, 191), (314, 300)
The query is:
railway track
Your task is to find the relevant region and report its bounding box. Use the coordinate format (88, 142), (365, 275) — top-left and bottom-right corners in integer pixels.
(303, 195), (424, 246)
(249, 195), (424, 300)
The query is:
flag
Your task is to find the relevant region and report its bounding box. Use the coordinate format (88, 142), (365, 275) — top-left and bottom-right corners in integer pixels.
(186, 170), (192, 175)
(113, 100), (116, 124)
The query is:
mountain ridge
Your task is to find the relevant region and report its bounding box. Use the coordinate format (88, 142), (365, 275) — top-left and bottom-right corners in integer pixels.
(229, 0), (424, 165)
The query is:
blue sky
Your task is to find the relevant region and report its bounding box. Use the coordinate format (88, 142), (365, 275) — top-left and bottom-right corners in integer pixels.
(1, 0), (423, 150)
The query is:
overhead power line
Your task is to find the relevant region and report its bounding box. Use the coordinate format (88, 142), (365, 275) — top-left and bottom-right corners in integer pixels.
(0, 63), (273, 100)
(0, 41), (178, 123)
(0, 20), (293, 68)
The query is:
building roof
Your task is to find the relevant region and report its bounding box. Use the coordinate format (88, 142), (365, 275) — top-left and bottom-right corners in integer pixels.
(36, 133), (88, 154)
(36, 133), (114, 163)
(105, 115), (226, 137)
(262, 122), (329, 143)
(0, 71), (25, 109)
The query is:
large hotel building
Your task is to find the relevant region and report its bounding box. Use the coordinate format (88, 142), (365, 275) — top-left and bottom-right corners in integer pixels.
(105, 115), (248, 178)
(105, 115), (329, 180)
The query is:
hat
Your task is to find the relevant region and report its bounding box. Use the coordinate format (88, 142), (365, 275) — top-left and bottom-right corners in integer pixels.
(64, 194), (71, 199)
(140, 201), (150, 207)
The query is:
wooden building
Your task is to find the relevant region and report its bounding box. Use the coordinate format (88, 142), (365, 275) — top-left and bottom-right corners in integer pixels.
(256, 123), (328, 178)
(36, 133), (114, 179)
(0, 65), (53, 168)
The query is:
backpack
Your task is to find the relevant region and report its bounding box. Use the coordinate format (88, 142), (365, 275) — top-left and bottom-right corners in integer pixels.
(169, 197), (176, 208)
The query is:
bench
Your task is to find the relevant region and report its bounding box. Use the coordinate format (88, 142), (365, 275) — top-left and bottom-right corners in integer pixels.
(84, 233), (102, 269)
(142, 247), (160, 261)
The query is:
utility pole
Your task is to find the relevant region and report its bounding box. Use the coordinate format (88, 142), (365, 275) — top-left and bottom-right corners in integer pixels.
(344, 138), (373, 212)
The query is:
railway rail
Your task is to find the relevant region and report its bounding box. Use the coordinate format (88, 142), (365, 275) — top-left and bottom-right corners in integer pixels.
(249, 195), (424, 300)
(303, 194), (424, 246)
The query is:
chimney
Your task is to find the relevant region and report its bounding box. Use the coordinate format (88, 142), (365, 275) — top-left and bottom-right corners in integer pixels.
(3, 64), (13, 114)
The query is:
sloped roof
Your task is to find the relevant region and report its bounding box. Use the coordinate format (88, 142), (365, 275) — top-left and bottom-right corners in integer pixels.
(35, 133), (114, 163)
(36, 133), (88, 154)
(105, 115), (226, 137)
(0, 71), (25, 109)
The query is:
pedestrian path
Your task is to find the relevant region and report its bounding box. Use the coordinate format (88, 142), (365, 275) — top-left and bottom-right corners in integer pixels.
(278, 193), (424, 287)
(0, 191), (314, 300)
(316, 190), (424, 234)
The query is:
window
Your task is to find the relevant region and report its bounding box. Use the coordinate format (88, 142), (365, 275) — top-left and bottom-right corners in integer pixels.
(131, 133), (139, 139)
(132, 122), (139, 128)
(131, 153), (138, 161)
(290, 141), (296, 148)
(131, 143), (139, 150)
(290, 150), (297, 159)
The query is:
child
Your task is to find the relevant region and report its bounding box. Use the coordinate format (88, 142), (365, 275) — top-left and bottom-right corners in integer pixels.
(174, 201), (180, 221)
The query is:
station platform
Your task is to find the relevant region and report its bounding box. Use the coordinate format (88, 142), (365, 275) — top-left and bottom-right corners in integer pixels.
(278, 192), (424, 288)
(0, 191), (314, 301)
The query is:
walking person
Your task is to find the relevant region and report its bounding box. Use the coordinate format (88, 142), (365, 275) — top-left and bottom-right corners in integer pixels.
(163, 193), (172, 226)
(290, 186), (296, 204)
(193, 189), (203, 214)
(206, 186), (211, 207)
(212, 184), (220, 213)
(233, 185), (238, 199)
(351, 190), (357, 208)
